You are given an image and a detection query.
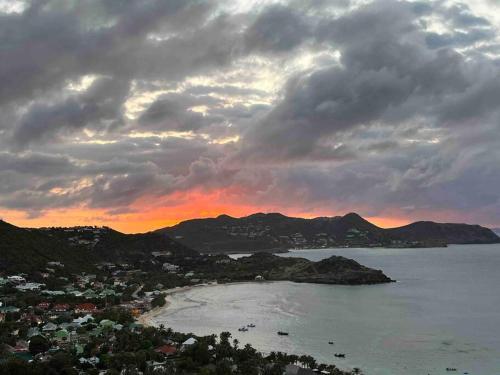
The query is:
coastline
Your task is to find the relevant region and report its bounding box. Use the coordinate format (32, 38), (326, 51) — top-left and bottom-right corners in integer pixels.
(137, 284), (199, 326)
(137, 281), (277, 327)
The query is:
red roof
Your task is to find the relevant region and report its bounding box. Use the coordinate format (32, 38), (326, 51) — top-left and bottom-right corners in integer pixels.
(155, 345), (177, 355)
(37, 302), (50, 309)
(75, 303), (97, 311)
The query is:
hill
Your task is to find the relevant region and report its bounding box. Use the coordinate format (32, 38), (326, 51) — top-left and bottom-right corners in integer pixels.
(0, 220), (94, 273)
(386, 221), (500, 245)
(0, 219), (393, 285)
(0, 221), (198, 274)
(157, 212), (500, 253)
(38, 225), (199, 263)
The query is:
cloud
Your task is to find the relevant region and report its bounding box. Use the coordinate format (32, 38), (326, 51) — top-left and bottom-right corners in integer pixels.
(1, 0), (500, 229)
(244, 4), (312, 54)
(13, 77), (130, 146)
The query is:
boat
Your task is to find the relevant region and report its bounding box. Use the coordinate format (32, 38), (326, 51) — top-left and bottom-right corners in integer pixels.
(238, 327), (248, 332)
(328, 341), (334, 345)
(247, 324), (256, 328)
(277, 331), (289, 336)
(334, 353), (346, 358)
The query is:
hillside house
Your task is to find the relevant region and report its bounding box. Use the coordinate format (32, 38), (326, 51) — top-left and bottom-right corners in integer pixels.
(75, 303), (97, 314)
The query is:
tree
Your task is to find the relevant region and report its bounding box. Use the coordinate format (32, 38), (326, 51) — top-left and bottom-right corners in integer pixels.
(151, 294), (166, 308)
(216, 331), (233, 360)
(215, 359), (232, 375)
(28, 335), (49, 355)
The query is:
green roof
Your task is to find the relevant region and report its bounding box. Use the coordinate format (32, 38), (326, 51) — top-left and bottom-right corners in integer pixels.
(54, 329), (69, 338)
(99, 319), (115, 327)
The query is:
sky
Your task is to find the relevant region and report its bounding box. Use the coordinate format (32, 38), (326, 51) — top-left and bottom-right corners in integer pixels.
(0, 0), (500, 233)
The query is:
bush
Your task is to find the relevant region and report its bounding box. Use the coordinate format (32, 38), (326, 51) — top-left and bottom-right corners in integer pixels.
(151, 294), (166, 308)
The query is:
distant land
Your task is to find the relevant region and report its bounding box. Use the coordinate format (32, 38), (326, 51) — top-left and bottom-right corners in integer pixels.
(157, 212), (500, 253)
(0, 219), (391, 285)
(493, 228), (500, 236)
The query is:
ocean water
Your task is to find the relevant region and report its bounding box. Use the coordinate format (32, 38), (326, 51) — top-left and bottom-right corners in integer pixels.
(150, 245), (500, 375)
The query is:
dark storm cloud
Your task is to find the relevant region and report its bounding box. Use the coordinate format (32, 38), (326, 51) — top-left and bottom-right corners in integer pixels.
(239, 0), (500, 162)
(244, 4), (312, 54)
(0, 0), (206, 105)
(13, 77), (130, 146)
(1, 0), (500, 227)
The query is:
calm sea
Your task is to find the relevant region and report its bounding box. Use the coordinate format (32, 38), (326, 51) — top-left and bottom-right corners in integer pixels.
(150, 245), (500, 375)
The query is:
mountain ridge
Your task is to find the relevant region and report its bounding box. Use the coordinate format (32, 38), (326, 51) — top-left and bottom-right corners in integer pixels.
(157, 212), (500, 253)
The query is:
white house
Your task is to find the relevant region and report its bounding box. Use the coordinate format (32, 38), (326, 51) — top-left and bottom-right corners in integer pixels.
(7, 276), (26, 284)
(15, 282), (45, 292)
(162, 263), (180, 272)
(181, 337), (197, 349)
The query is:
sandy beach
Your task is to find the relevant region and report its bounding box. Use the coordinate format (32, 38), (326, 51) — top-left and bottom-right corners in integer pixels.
(137, 280), (272, 326)
(137, 282), (219, 326)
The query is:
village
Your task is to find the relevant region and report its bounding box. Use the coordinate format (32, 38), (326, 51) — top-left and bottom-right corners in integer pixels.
(0, 258), (357, 375)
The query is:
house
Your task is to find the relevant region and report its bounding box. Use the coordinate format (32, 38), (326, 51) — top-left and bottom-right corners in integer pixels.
(146, 361), (169, 372)
(42, 290), (65, 296)
(284, 364), (317, 375)
(162, 263), (180, 272)
(79, 356), (100, 366)
(21, 313), (43, 324)
(181, 337), (197, 349)
(0, 306), (20, 314)
(99, 319), (116, 329)
(73, 314), (93, 325)
(15, 282), (45, 292)
(27, 327), (41, 338)
(75, 303), (97, 314)
(47, 261), (64, 268)
(42, 322), (58, 333)
(7, 276), (26, 284)
(155, 344), (177, 356)
(37, 302), (51, 310)
(54, 329), (70, 343)
(53, 303), (70, 312)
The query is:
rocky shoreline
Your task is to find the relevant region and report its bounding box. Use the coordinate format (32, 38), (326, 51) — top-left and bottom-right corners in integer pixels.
(229, 253), (394, 285)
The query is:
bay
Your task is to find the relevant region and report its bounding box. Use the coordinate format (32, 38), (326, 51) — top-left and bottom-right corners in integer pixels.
(150, 245), (500, 375)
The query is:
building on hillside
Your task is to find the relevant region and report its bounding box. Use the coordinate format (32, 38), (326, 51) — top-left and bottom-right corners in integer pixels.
(181, 337), (197, 350)
(284, 364), (317, 375)
(162, 263), (180, 272)
(7, 276), (25, 284)
(75, 303), (97, 314)
(73, 314), (94, 325)
(155, 345), (177, 356)
(37, 302), (51, 310)
(15, 282), (45, 292)
(53, 304), (70, 312)
(42, 322), (58, 333)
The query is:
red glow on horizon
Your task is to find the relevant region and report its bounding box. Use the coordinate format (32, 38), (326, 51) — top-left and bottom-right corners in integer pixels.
(0, 190), (490, 233)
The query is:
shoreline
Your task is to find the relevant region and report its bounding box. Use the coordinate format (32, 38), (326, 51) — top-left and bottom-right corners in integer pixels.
(137, 281), (277, 327)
